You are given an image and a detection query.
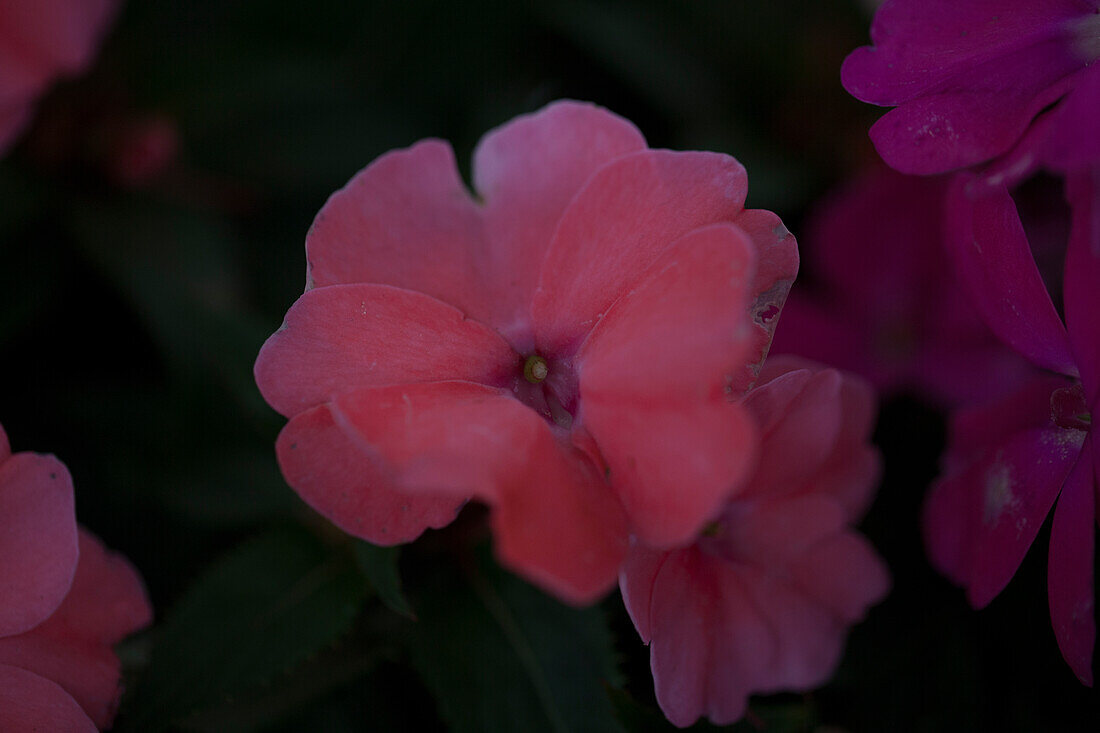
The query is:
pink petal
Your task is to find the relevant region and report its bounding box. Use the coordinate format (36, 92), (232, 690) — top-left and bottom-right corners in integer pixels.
(811, 369), (883, 521)
(717, 494), (846, 569)
(471, 100), (647, 339)
(945, 174), (1077, 376)
(790, 533), (891, 623)
(1048, 439), (1096, 686)
(1063, 168), (1100, 406)
(841, 0), (1088, 173)
(331, 382), (627, 604)
(276, 403), (464, 546)
(254, 283), (517, 417)
(0, 452), (78, 637)
(576, 224), (759, 547)
(303, 140), (495, 324)
(533, 150), (748, 355)
(0, 530), (153, 728)
(617, 542), (669, 643)
(0, 0), (119, 74)
(741, 367), (845, 501)
(0, 664), (95, 733)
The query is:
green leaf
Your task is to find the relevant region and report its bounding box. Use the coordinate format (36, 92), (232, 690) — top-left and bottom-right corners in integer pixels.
(353, 541), (416, 619)
(121, 526), (367, 731)
(406, 548), (624, 733)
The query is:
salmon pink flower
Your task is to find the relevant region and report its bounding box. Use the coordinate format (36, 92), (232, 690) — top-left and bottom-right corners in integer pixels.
(842, 0), (1100, 175)
(620, 357), (889, 727)
(254, 101), (799, 604)
(0, 421), (153, 731)
(771, 167), (1032, 406)
(0, 0), (120, 154)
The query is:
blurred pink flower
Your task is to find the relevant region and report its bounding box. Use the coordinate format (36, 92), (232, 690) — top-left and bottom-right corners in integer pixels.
(842, 0), (1100, 175)
(927, 166), (1100, 685)
(620, 357), (889, 727)
(254, 100), (799, 604)
(0, 422), (153, 731)
(770, 166), (1032, 407)
(0, 0), (120, 154)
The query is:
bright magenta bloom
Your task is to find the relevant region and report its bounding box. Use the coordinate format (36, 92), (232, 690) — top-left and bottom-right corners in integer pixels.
(771, 166), (1032, 407)
(255, 101), (798, 604)
(0, 0), (120, 154)
(620, 357), (889, 727)
(0, 422), (152, 731)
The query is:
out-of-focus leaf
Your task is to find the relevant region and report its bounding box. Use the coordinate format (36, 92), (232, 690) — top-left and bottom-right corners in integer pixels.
(354, 542), (415, 619)
(406, 547), (623, 733)
(161, 451), (300, 529)
(120, 526), (367, 731)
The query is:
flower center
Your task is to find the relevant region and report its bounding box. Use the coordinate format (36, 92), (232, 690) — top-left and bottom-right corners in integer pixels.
(523, 354), (549, 384)
(512, 353), (578, 431)
(1051, 382), (1091, 431)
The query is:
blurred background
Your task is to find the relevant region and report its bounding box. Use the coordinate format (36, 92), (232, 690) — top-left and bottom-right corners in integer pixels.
(1, 0), (1097, 730)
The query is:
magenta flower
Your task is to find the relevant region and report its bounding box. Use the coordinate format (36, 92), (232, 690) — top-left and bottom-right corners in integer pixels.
(926, 164), (1100, 684)
(620, 357), (889, 727)
(0, 0), (120, 154)
(0, 422), (153, 731)
(842, 0), (1100, 175)
(255, 101), (799, 604)
(770, 166), (1032, 406)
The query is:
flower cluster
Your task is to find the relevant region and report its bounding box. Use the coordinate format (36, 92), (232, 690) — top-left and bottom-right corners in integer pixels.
(0, 421), (152, 731)
(844, 0), (1100, 684)
(256, 100), (889, 725)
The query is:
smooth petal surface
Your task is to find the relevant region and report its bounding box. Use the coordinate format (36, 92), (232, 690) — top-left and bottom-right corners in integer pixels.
(0, 664), (95, 733)
(946, 174), (1077, 375)
(332, 382), (627, 603)
(1041, 64), (1100, 170)
(254, 283), (518, 417)
(533, 150), (748, 355)
(276, 403), (464, 546)
(577, 225), (758, 547)
(0, 452), (78, 637)
(472, 100), (647, 338)
(303, 140), (493, 320)
(1048, 440), (1096, 686)
(0, 530), (154, 728)
(1063, 168), (1100, 406)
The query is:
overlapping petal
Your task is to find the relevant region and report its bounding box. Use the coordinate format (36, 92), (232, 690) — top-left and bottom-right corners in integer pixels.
(577, 224), (758, 547)
(1063, 168), (1100, 406)
(0, 664), (95, 733)
(255, 283), (518, 417)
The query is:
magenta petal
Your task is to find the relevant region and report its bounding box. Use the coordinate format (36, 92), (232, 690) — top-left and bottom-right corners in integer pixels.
(0, 664), (95, 733)
(968, 427), (1083, 608)
(254, 283), (518, 417)
(577, 224), (759, 547)
(1041, 65), (1100, 171)
(1063, 168), (1100, 406)
(533, 149), (748, 354)
(1048, 440), (1096, 686)
(472, 100), (646, 334)
(303, 140), (494, 323)
(276, 403), (464, 546)
(332, 382), (627, 604)
(0, 453), (78, 637)
(0, 530), (153, 728)
(945, 174), (1077, 375)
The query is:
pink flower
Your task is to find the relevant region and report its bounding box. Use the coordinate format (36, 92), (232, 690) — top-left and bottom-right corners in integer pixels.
(771, 166), (1032, 407)
(842, 0), (1100, 175)
(254, 100), (799, 604)
(0, 421), (153, 731)
(620, 357), (889, 727)
(926, 165), (1100, 684)
(0, 0), (120, 154)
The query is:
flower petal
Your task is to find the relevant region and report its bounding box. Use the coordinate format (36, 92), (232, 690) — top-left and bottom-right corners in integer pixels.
(1063, 168), (1100, 406)
(577, 224), (758, 547)
(331, 382), (627, 604)
(0, 664), (95, 733)
(1048, 439), (1096, 686)
(0, 530), (153, 728)
(254, 283), (517, 417)
(0, 452), (78, 637)
(303, 140), (494, 322)
(945, 174), (1077, 375)
(533, 150), (748, 355)
(276, 402), (464, 546)
(1041, 64), (1100, 171)
(472, 100), (646, 338)
(790, 533), (891, 623)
